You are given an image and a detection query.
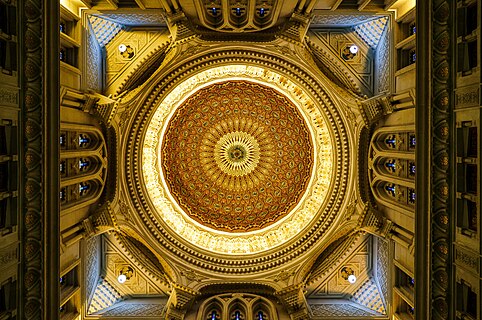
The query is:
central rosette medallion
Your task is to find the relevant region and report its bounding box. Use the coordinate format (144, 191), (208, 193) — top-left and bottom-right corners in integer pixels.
(161, 81), (314, 232)
(214, 131), (260, 176)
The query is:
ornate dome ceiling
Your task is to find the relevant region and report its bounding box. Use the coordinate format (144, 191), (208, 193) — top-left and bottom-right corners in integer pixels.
(139, 63), (339, 256)
(161, 81), (313, 232)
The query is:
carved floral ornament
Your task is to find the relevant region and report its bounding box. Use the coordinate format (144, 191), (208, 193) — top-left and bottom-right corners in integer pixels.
(142, 65), (334, 254)
(123, 49), (353, 272)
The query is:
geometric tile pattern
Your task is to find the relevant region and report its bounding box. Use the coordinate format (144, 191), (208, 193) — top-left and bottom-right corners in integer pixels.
(84, 236), (101, 309)
(351, 277), (386, 314)
(100, 302), (164, 317)
(97, 12), (165, 26)
(89, 15), (123, 47)
(375, 26), (391, 93)
(353, 17), (388, 49)
(375, 238), (390, 307)
(310, 303), (377, 317)
(311, 14), (378, 27)
(85, 24), (103, 92)
(88, 277), (123, 314)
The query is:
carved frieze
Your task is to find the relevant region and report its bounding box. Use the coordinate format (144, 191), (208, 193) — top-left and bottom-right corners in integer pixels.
(454, 245), (479, 274)
(455, 85), (479, 109)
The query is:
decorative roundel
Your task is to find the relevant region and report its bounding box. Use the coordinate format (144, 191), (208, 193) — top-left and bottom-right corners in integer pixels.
(161, 81), (313, 232)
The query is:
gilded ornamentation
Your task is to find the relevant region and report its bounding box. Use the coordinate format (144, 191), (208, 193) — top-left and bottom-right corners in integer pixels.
(436, 122), (449, 139)
(25, 119), (40, 139)
(435, 241), (448, 256)
(435, 91), (449, 109)
(142, 63), (335, 255)
(435, 211), (449, 228)
(126, 48), (350, 272)
(436, 153), (449, 168)
(436, 183), (449, 198)
(161, 81), (313, 232)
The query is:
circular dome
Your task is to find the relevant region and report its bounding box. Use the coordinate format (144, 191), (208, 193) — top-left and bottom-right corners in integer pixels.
(161, 81), (313, 232)
(141, 64), (335, 255)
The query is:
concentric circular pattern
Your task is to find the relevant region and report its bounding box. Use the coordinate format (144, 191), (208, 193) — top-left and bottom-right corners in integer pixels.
(213, 131), (260, 177)
(161, 81), (314, 232)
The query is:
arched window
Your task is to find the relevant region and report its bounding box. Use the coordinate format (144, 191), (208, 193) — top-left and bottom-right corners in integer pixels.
(208, 310), (220, 320)
(257, 310), (266, 320)
(232, 310), (244, 320)
(385, 135), (397, 148)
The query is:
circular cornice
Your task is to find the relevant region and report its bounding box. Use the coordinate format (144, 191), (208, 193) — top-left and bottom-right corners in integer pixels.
(124, 47), (351, 274)
(160, 81), (314, 232)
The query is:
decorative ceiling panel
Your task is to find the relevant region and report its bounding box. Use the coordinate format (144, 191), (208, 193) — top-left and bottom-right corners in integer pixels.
(96, 10), (166, 26)
(353, 16), (388, 49)
(161, 80), (314, 232)
(311, 14), (378, 27)
(89, 15), (123, 47)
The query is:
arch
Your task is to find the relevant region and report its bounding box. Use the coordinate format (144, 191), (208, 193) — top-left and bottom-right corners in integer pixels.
(227, 298), (248, 320)
(250, 296), (278, 320)
(197, 296), (225, 320)
(196, 293), (279, 320)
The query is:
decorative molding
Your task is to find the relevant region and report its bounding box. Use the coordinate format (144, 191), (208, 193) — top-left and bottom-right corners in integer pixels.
(0, 86), (18, 105)
(415, 1), (452, 319)
(21, 0), (60, 317)
(429, 1), (452, 319)
(455, 85), (479, 109)
(454, 245), (479, 274)
(193, 0), (284, 33)
(122, 47), (352, 274)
